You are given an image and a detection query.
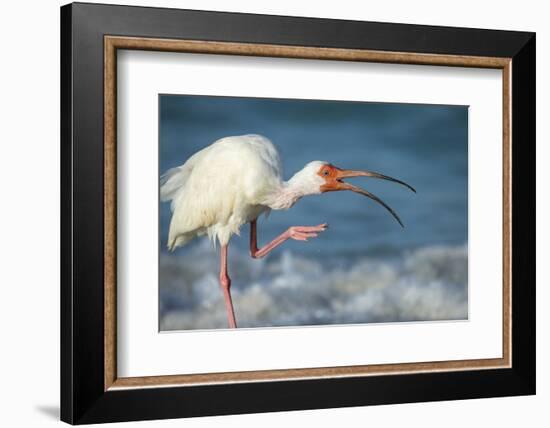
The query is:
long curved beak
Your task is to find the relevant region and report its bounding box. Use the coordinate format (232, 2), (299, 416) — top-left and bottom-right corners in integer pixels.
(324, 168), (416, 228)
(336, 169), (416, 193)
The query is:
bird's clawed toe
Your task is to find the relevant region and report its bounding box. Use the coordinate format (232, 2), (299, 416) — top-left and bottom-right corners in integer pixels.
(288, 224), (328, 241)
(298, 232), (318, 240)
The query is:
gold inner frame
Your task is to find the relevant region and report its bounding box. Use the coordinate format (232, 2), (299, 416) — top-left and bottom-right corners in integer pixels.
(104, 35), (512, 391)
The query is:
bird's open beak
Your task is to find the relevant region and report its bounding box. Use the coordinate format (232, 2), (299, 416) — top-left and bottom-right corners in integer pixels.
(321, 167), (416, 227)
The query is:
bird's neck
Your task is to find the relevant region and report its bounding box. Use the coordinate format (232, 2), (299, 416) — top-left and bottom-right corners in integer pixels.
(266, 174), (318, 210)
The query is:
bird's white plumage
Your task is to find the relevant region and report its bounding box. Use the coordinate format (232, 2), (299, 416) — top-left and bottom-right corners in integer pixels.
(161, 134), (415, 329)
(161, 134), (287, 249)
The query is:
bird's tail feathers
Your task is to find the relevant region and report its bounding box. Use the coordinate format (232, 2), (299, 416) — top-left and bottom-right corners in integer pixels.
(160, 167), (188, 203)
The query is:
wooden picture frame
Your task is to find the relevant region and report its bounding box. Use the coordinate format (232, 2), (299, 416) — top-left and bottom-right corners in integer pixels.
(61, 2), (535, 424)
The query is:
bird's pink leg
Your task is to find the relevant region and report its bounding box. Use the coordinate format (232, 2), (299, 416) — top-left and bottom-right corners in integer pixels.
(249, 219), (328, 259)
(219, 244), (237, 328)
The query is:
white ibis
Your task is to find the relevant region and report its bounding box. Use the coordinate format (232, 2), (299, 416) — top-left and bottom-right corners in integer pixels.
(161, 134), (415, 328)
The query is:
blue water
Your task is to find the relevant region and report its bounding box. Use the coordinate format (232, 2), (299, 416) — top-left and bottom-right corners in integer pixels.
(158, 95), (468, 330)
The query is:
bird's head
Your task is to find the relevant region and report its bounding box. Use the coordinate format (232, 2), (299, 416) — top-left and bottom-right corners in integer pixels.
(289, 161), (416, 227)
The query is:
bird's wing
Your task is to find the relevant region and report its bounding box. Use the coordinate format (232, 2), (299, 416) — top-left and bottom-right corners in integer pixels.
(167, 143), (245, 247)
(244, 134), (282, 178)
(163, 134), (283, 248)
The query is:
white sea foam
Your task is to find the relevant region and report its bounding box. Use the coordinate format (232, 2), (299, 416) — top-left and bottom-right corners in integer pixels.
(159, 241), (468, 331)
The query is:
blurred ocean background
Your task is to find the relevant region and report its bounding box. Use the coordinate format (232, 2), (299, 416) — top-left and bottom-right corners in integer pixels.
(159, 95), (468, 331)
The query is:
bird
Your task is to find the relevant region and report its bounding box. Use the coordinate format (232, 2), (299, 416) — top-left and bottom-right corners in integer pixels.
(160, 134), (415, 328)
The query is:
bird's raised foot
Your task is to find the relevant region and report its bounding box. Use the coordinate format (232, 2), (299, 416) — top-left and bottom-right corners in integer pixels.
(288, 223), (328, 241)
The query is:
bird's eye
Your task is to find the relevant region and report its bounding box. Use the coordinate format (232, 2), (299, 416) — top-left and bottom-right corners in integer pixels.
(323, 170), (329, 176)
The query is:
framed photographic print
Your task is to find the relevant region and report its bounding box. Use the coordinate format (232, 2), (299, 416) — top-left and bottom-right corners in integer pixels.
(60, 2), (535, 424)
